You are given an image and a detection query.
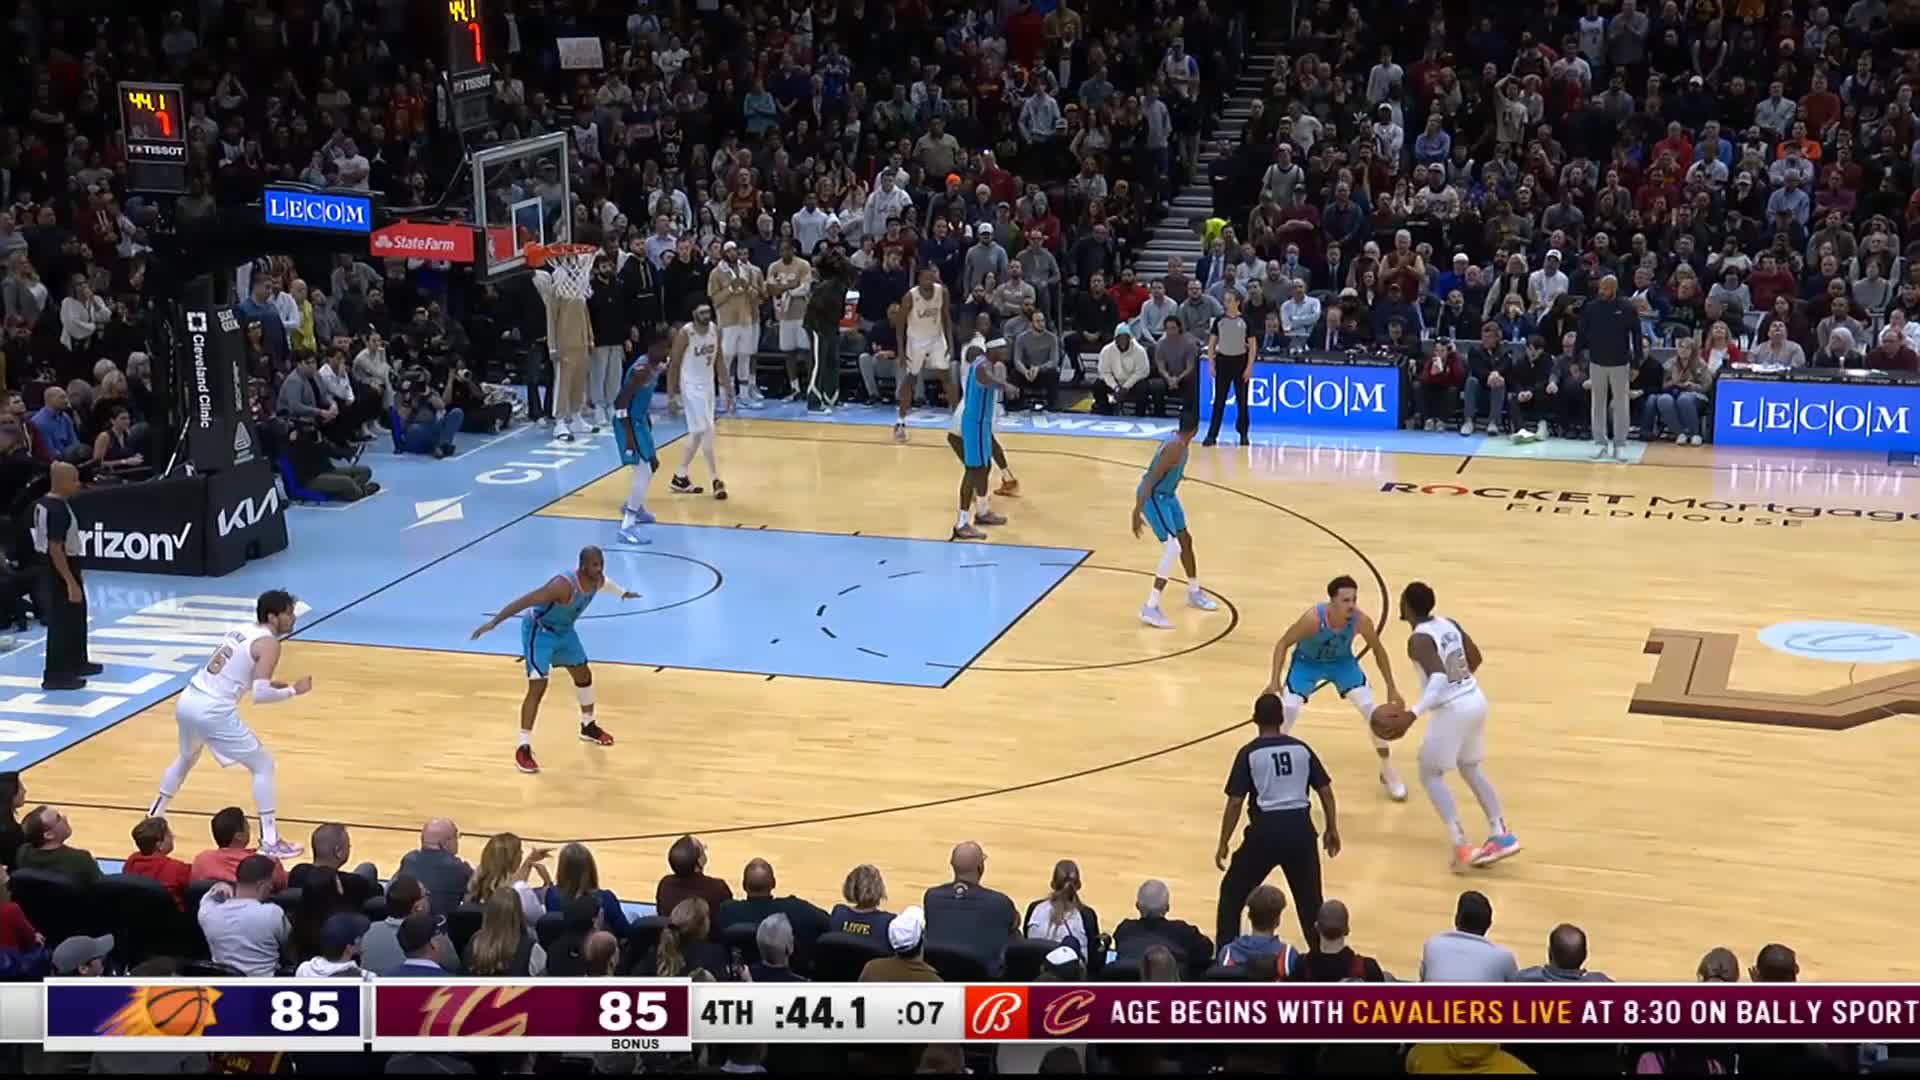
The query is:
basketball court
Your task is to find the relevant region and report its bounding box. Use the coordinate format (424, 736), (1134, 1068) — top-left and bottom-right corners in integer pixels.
(11, 399), (1920, 981)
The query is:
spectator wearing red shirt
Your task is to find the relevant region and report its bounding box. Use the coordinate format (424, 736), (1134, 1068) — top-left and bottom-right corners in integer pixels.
(124, 816), (193, 909)
(1747, 254), (1799, 314)
(0, 867), (39, 952)
(1109, 268), (1149, 321)
(190, 807), (290, 890)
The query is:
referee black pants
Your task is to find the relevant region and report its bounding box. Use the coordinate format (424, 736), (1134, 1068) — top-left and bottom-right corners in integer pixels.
(1215, 814), (1322, 951)
(36, 562), (89, 682)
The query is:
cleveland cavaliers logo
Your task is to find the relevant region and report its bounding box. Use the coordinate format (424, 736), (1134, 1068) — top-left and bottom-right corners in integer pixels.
(416, 986), (536, 1037)
(1631, 628), (1920, 730)
(1040, 990), (1098, 1037)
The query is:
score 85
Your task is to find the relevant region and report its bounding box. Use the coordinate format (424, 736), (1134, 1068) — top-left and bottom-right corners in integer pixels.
(598, 991), (669, 1034)
(270, 990), (343, 1032)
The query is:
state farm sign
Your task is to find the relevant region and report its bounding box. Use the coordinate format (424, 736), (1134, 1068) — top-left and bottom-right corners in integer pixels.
(369, 221), (477, 264)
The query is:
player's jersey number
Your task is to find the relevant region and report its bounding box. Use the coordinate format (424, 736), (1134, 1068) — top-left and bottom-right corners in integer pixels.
(1441, 638), (1471, 683)
(205, 645), (234, 675)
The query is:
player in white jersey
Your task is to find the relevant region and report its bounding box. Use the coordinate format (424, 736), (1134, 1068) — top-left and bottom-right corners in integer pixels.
(1398, 581), (1519, 872)
(147, 590), (311, 860)
(666, 303), (728, 500)
(893, 266), (954, 443)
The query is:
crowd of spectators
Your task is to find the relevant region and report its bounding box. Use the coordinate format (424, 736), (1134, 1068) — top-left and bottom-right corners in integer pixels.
(0, 774), (1878, 1075)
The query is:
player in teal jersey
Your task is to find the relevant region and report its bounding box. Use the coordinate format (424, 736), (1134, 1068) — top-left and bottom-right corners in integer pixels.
(1131, 409), (1217, 627)
(951, 341), (1011, 541)
(615, 335), (668, 545)
(472, 547), (639, 774)
(1265, 575), (1408, 800)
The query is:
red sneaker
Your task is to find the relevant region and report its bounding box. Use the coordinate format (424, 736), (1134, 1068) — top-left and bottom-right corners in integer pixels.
(995, 477), (1021, 498)
(514, 745), (540, 774)
(579, 721), (615, 747)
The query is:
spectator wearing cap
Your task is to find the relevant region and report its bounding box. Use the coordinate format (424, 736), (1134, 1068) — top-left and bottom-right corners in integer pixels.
(190, 807), (290, 889)
(398, 818), (471, 916)
(1114, 880), (1214, 979)
(381, 912), (455, 977)
(123, 816), (192, 908)
(199, 854), (291, 977)
(1094, 324), (1162, 416)
(296, 913), (370, 977)
(53, 933), (112, 977)
(17, 805), (101, 885)
(1420, 890), (1519, 982)
(363, 875), (460, 975)
(924, 842), (1019, 977)
(860, 905), (941, 982)
(658, 834), (734, 918)
(964, 224), (1008, 296)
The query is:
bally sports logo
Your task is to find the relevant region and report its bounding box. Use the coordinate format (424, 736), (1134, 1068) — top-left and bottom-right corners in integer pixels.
(370, 222), (476, 265)
(965, 987), (1028, 1039)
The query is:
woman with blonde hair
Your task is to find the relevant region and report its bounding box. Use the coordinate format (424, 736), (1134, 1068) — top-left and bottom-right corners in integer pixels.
(641, 897), (727, 977)
(829, 864), (893, 939)
(542, 841), (630, 936)
(465, 832), (551, 927)
(1023, 858), (1098, 957)
(462, 886), (546, 976)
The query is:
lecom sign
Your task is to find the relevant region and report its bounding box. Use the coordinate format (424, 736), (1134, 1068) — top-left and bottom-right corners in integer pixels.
(370, 221), (476, 264)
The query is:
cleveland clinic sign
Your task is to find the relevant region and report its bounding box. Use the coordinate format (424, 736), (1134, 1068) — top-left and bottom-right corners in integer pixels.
(1197, 358), (1399, 431)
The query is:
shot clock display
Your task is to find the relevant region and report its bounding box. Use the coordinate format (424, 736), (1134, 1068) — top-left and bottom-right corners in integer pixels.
(445, 0), (494, 134)
(692, 985), (965, 1043)
(118, 81), (189, 194)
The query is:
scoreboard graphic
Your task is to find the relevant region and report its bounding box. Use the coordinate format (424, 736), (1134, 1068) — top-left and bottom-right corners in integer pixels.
(44, 981), (364, 1051)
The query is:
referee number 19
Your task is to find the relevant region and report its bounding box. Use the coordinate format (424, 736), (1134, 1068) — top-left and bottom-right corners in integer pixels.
(599, 991), (670, 1032)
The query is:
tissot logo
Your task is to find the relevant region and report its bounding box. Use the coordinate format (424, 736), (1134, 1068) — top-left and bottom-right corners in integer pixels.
(1632, 628), (1920, 730)
(1378, 482), (1920, 526)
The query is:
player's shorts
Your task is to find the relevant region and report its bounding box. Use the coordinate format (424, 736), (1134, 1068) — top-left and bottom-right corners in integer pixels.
(615, 411), (657, 468)
(721, 325), (757, 357)
(1286, 657), (1369, 699)
(682, 385), (716, 434)
(778, 320), (808, 351)
(1418, 686), (1490, 771)
(960, 409), (992, 468)
(903, 337), (950, 376)
(1140, 493), (1186, 542)
(522, 619), (589, 680)
(175, 688), (263, 768)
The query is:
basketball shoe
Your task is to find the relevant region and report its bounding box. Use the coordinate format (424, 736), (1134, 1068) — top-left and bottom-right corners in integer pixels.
(975, 510), (1008, 526)
(951, 523), (987, 541)
(579, 721), (615, 746)
(258, 839), (304, 860)
(1140, 604), (1173, 629)
(1379, 764), (1408, 801)
(1187, 586), (1217, 611)
(995, 476), (1021, 497)
(1470, 833), (1521, 866)
(1450, 843), (1478, 873)
(515, 746), (540, 774)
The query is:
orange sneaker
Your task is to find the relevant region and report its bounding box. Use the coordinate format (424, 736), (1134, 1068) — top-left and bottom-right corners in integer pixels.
(995, 477), (1021, 497)
(1450, 844), (1477, 873)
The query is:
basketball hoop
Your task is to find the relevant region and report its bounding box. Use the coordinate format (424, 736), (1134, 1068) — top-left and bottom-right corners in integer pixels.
(526, 241), (600, 302)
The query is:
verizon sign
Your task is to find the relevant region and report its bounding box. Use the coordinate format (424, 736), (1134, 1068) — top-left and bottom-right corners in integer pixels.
(370, 221), (477, 264)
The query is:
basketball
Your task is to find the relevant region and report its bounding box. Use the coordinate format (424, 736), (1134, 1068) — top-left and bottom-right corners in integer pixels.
(144, 985), (215, 1036)
(1370, 703), (1414, 741)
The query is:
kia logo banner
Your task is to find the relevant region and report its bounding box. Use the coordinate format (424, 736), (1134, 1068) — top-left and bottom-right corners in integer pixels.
(264, 187), (374, 234)
(370, 221), (477, 264)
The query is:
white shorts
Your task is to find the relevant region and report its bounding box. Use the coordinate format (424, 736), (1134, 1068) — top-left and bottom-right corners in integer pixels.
(176, 689), (263, 768)
(778, 320), (808, 351)
(721, 325), (757, 357)
(904, 337), (951, 375)
(683, 385), (716, 434)
(1418, 687), (1489, 772)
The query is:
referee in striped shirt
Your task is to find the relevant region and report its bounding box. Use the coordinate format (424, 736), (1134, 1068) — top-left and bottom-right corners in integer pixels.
(1215, 693), (1340, 948)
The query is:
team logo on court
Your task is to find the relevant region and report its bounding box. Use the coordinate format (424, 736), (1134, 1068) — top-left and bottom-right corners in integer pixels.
(1630, 628), (1920, 730)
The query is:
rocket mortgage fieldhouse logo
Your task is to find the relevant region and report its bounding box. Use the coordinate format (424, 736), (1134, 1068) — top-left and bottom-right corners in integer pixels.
(1377, 482), (1920, 527)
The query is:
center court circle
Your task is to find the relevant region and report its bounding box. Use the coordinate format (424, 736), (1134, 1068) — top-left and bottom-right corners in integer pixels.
(1756, 621), (1920, 663)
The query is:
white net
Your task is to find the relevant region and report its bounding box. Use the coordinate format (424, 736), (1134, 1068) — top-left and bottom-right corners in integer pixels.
(543, 248), (597, 302)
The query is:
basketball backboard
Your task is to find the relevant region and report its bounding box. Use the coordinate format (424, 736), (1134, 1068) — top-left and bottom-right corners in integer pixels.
(470, 131), (572, 280)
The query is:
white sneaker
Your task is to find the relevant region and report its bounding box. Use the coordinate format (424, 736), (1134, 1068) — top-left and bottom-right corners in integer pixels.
(1536, 420), (1551, 440)
(1139, 604), (1173, 629)
(1459, 419), (1473, 435)
(1487, 423), (1503, 437)
(1688, 433), (1703, 446)
(1511, 427), (1535, 444)
(1609, 443), (1625, 461)
(1187, 587), (1218, 611)
(571, 415), (594, 435)
(1591, 442), (1610, 460)
(258, 839), (305, 860)
(1379, 763), (1409, 802)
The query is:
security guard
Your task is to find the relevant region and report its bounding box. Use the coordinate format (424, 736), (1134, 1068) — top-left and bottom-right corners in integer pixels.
(1215, 692), (1340, 948)
(31, 462), (97, 691)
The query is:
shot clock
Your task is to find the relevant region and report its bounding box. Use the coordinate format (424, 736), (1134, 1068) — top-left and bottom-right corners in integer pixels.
(118, 81), (189, 194)
(445, 0), (494, 134)
(692, 985), (965, 1043)
(43, 980), (366, 1051)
